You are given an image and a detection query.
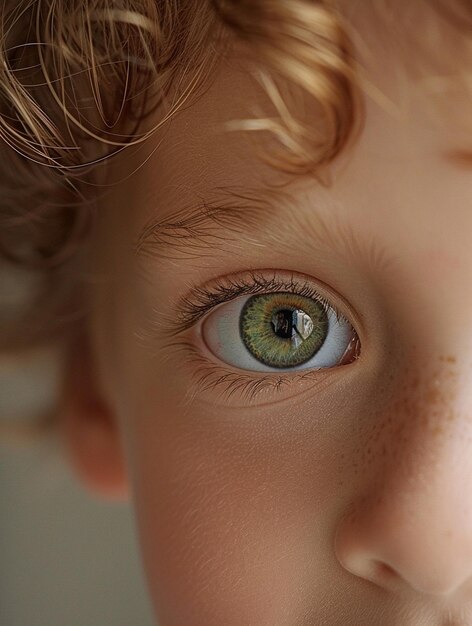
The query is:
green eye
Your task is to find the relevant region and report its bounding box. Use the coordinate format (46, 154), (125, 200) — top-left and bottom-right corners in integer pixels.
(240, 292), (328, 368)
(202, 288), (359, 373)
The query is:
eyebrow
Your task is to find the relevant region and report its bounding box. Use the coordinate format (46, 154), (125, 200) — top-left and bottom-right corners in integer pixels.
(134, 185), (394, 275)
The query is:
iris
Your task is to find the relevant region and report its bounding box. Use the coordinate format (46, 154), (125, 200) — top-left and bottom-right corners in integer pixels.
(239, 292), (329, 368)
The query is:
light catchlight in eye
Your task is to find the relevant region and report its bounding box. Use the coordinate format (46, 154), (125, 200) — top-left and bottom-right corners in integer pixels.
(201, 290), (360, 373)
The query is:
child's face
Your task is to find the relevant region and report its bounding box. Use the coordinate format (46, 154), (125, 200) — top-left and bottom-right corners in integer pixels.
(74, 16), (472, 626)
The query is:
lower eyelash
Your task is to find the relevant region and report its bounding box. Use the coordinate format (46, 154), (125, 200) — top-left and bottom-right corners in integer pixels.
(195, 368), (290, 404)
(167, 339), (320, 405)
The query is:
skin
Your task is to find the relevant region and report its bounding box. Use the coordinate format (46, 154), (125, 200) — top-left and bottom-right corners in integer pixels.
(61, 6), (472, 626)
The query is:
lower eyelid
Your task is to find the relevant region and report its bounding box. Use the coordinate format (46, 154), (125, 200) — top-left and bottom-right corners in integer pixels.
(175, 336), (352, 407)
(164, 312), (358, 406)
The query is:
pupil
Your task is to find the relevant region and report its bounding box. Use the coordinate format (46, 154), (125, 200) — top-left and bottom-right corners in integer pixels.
(271, 308), (314, 341)
(271, 309), (294, 338)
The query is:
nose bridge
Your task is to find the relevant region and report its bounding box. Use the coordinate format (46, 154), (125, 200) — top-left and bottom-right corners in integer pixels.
(335, 352), (472, 597)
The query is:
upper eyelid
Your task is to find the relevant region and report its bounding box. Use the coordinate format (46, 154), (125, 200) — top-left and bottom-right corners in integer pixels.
(171, 270), (360, 337)
(174, 274), (322, 332)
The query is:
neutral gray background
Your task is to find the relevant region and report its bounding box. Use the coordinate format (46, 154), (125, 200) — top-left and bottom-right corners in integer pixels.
(1, 347), (155, 626)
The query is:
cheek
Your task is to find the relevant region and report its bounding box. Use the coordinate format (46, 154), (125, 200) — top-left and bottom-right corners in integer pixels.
(124, 382), (354, 626)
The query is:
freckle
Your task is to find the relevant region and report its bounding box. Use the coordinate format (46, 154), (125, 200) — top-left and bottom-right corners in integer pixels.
(374, 493), (384, 507)
(424, 387), (441, 404)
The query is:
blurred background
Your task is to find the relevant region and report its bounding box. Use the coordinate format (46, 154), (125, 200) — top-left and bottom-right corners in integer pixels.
(1, 326), (155, 625)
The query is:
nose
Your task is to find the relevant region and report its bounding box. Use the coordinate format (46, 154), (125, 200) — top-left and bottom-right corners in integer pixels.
(334, 367), (472, 598)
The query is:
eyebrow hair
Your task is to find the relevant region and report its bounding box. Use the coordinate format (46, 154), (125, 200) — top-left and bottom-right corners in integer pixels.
(134, 185), (394, 275)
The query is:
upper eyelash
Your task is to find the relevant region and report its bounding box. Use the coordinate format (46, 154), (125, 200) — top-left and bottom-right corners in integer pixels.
(172, 270), (345, 334)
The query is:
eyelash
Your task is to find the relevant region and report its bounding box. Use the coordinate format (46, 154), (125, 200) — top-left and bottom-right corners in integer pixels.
(173, 270), (345, 335)
(163, 270), (356, 404)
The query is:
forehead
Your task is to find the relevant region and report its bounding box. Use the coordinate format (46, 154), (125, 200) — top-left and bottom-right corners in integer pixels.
(129, 1), (472, 198)
(128, 25), (471, 223)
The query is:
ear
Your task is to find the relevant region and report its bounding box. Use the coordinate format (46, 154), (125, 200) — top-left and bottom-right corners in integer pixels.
(59, 330), (129, 501)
